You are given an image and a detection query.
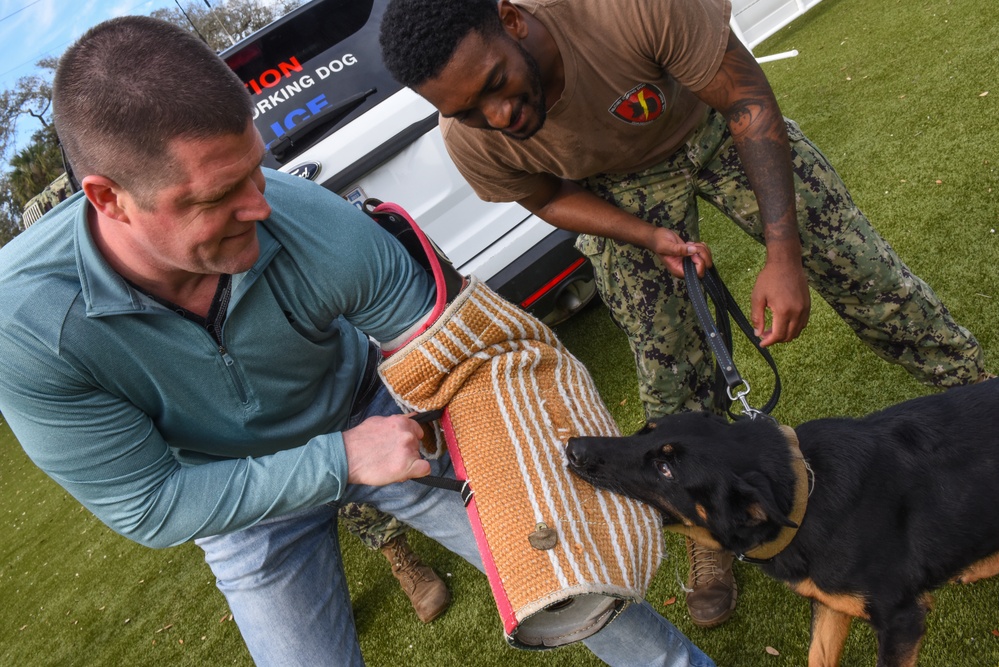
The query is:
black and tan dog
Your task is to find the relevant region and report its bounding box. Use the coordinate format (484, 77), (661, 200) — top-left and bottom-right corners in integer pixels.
(565, 379), (999, 667)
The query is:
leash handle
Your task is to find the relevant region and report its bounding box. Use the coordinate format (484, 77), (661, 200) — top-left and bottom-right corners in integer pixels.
(683, 257), (781, 419)
(408, 410), (473, 505)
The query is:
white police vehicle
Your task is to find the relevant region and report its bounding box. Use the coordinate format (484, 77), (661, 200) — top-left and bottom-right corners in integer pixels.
(220, 0), (594, 324)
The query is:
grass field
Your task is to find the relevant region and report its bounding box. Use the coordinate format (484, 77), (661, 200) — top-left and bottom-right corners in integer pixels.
(3, 0), (998, 664)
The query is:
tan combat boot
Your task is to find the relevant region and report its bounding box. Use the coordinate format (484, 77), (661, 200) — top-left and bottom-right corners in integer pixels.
(380, 535), (451, 623)
(684, 538), (737, 628)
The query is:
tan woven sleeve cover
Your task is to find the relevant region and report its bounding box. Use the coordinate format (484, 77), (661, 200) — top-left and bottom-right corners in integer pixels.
(378, 277), (663, 632)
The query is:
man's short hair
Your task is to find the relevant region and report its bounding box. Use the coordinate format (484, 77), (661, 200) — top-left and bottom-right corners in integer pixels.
(52, 16), (253, 204)
(380, 0), (505, 89)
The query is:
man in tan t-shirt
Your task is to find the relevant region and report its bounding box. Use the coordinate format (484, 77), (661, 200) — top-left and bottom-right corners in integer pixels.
(379, 0), (987, 630)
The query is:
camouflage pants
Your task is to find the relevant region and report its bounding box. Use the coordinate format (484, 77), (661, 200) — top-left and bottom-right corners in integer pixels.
(576, 109), (984, 419)
(338, 502), (408, 551)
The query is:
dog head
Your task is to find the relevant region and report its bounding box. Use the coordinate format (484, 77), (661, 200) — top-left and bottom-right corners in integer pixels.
(566, 411), (801, 556)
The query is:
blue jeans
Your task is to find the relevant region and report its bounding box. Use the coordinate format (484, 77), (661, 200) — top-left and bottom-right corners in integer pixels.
(196, 385), (715, 667)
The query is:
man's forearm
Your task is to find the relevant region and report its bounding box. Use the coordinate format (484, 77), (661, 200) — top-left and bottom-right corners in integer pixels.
(698, 32), (802, 265)
(518, 176), (712, 278)
(518, 177), (659, 247)
(727, 95), (801, 264)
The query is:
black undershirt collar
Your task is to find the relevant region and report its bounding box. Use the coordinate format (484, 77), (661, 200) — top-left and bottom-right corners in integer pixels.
(129, 274), (233, 346)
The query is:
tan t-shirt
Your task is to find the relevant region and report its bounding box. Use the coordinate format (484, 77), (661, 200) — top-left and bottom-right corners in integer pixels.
(440, 0), (731, 203)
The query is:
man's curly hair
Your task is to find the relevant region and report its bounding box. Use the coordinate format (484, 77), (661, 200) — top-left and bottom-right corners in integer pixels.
(380, 0), (506, 88)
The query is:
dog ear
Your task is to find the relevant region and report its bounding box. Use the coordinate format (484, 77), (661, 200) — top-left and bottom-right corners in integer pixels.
(736, 471), (797, 529)
(633, 420), (658, 435)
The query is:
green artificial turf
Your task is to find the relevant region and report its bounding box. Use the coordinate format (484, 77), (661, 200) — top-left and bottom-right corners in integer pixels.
(2, 0), (998, 664)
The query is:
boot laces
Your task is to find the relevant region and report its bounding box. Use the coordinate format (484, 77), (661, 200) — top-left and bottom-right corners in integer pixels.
(387, 540), (431, 584)
(689, 541), (724, 585)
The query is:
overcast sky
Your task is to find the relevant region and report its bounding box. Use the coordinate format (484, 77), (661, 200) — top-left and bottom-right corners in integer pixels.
(0, 1), (190, 88)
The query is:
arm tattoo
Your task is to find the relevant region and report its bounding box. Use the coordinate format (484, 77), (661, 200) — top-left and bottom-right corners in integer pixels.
(714, 37), (799, 245)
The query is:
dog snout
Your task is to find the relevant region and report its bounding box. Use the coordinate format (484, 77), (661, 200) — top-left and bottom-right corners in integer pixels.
(565, 437), (598, 471)
(565, 438), (583, 467)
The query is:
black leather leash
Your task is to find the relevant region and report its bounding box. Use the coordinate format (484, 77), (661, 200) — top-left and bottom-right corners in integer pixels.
(683, 257), (781, 420)
(407, 409), (474, 506)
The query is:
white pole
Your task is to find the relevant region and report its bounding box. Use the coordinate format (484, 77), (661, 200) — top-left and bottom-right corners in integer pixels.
(756, 49), (800, 64)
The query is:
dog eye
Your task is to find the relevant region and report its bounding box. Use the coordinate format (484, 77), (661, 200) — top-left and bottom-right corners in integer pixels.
(657, 461), (673, 479)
